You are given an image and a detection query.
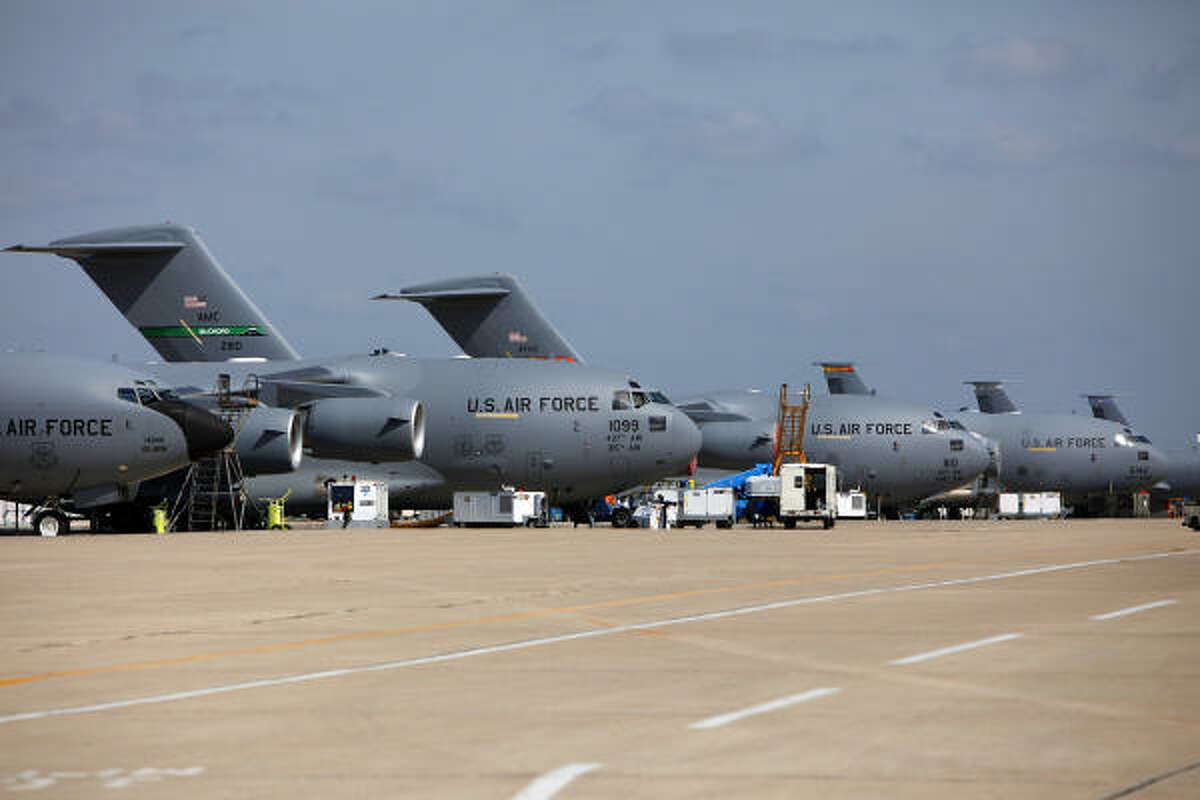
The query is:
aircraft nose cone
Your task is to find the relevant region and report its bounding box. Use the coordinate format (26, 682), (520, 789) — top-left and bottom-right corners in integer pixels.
(961, 433), (993, 481)
(672, 408), (704, 472)
(150, 400), (235, 459)
(1148, 447), (1170, 485)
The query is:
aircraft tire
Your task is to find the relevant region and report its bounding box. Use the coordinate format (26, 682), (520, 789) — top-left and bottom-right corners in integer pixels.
(823, 517), (835, 530)
(783, 518), (797, 529)
(715, 519), (732, 529)
(33, 509), (69, 537)
(610, 507), (632, 529)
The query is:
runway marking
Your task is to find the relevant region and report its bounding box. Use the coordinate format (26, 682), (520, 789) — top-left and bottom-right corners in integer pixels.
(0, 562), (961, 688)
(2, 767), (205, 792)
(689, 688), (840, 729)
(511, 763), (601, 800)
(1098, 758), (1200, 799)
(1090, 599), (1177, 621)
(0, 548), (1193, 725)
(888, 633), (1023, 666)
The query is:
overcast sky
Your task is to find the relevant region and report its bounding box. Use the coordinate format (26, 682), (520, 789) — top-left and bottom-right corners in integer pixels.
(1, 1), (1196, 446)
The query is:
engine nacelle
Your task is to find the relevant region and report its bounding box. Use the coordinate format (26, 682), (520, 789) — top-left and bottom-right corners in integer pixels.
(697, 420), (775, 471)
(304, 396), (425, 462)
(235, 406), (304, 475)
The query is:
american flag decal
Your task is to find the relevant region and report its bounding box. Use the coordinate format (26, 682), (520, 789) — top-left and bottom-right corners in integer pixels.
(183, 295), (207, 309)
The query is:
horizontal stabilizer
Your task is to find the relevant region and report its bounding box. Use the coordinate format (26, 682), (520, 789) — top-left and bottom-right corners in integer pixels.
(6, 242), (185, 257)
(1083, 394), (1130, 426)
(373, 287), (510, 302)
(6, 224), (299, 363)
(966, 381), (1019, 414)
(374, 273), (583, 363)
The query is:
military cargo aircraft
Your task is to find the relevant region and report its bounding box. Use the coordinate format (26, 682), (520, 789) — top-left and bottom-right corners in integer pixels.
(0, 352), (232, 535)
(1084, 394), (1199, 501)
(821, 365), (1167, 507)
(377, 277), (992, 510)
(8, 225), (701, 521)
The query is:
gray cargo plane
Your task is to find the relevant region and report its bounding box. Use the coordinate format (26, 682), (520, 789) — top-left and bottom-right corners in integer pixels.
(8, 225), (701, 520)
(822, 365), (1167, 505)
(1084, 394), (1200, 500)
(0, 352), (232, 535)
(378, 278), (992, 510)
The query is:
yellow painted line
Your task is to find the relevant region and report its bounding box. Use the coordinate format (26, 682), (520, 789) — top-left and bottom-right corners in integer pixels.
(0, 563), (954, 689)
(474, 412), (520, 419)
(813, 435), (853, 440)
(1026, 447), (1058, 452)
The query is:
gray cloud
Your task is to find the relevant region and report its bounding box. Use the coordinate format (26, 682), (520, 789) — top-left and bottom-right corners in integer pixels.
(576, 86), (824, 165)
(316, 153), (519, 231)
(662, 30), (902, 68)
(1133, 41), (1200, 101)
(946, 36), (1102, 91)
(901, 127), (1061, 174)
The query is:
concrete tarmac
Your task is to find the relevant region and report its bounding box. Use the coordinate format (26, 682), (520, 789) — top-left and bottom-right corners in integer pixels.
(0, 519), (1197, 798)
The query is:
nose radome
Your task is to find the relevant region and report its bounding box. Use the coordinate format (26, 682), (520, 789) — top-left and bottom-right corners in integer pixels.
(672, 407), (704, 470)
(150, 399), (235, 459)
(961, 433), (994, 481)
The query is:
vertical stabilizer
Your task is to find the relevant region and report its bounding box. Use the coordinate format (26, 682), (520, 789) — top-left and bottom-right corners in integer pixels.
(816, 362), (872, 395)
(373, 274), (583, 363)
(1084, 394), (1130, 426)
(6, 224), (299, 362)
(966, 381), (1019, 414)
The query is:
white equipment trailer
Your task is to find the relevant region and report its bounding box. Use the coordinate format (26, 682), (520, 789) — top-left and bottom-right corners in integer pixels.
(453, 489), (547, 527)
(777, 463), (838, 529)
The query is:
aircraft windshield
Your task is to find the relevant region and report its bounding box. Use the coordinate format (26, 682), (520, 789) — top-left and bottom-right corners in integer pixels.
(612, 390), (632, 411)
(649, 391), (671, 404)
(631, 391), (648, 408)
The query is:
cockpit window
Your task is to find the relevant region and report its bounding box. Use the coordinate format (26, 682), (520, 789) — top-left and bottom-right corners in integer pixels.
(921, 419), (950, 434)
(631, 391), (648, 408)
(949, 420), (967, 431)
(612, 390), (632, 411)
(649, 391), (671, 404)
(117, 387), (138, 404)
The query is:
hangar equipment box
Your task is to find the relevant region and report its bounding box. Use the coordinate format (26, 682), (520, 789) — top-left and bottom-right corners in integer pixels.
(453, 490), (546, 527)
(676, 487), (736, 528)
(325, 480), (390, 528)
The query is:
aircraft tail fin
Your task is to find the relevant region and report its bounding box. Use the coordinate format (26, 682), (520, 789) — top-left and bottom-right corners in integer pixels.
(816, 361), (872, 395)
(373, 274), (583, 363)
(1084, 394), (1129, 426)
(6, 224), (300, 362)
(966, 381), (1019, 414)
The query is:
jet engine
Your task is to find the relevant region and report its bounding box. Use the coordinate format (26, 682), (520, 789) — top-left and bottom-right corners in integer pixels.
(235, 406), (304, 475)
(304, 396), (425, 462)
(697, 420), (775, 471)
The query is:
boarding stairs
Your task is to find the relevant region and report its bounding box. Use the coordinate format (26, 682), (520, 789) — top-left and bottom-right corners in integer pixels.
(771, 383), (811, 474)
(169, 374), (259, 532)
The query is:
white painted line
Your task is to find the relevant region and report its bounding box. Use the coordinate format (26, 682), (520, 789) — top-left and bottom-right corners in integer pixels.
(512, 763), (601, 800)
(1091, 599), (1177, 621)
(889, 633), (1023, 666)
(0, 548), (1194, 725)
(690, 688), (840, 730)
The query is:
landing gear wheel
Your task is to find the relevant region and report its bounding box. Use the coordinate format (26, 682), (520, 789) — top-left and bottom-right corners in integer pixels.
(32, 510), (69, 537)
(783, 518), (797, 529)
(823, 517), (835, 530)
(610, 507), (632, 529)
